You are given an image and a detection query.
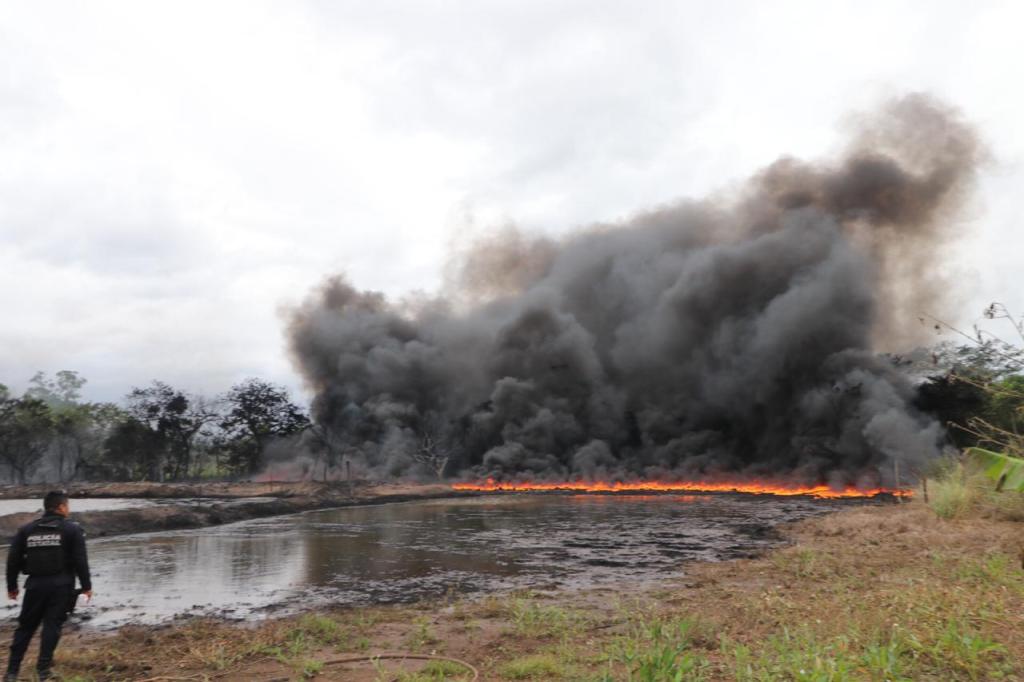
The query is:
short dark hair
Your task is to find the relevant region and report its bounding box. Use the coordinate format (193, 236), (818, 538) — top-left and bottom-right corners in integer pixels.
(43, 491), (68, 513)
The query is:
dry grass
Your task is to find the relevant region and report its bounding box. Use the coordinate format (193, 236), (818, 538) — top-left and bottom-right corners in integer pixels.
(927, 458), (1024, 521)
(15, 499), (1024, 681)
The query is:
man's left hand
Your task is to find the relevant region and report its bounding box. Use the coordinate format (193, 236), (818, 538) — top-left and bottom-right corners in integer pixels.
(7, 590), (17, 601)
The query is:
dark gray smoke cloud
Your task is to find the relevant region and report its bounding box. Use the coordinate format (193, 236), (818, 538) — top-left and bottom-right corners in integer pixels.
(287, 95), (980, 488)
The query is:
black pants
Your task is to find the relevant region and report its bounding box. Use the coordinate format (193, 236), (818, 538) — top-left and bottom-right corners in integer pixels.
(6, 585), (73, 676)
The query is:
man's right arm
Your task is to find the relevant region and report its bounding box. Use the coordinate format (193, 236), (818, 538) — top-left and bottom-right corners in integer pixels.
(6, 529), (26, 595)
(68, 525), (91, 593)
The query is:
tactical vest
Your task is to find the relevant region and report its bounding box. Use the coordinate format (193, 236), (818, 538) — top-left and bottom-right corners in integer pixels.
(23, 518), (67, 577)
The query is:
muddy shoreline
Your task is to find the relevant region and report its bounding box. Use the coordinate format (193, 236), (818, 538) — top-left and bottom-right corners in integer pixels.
(0, 481), (469, 540)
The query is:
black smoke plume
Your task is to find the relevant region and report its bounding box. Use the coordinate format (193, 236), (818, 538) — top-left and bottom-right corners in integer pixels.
(287, 95), (980, 488)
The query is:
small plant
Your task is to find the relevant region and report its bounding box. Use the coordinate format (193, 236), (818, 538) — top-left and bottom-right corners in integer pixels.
(499, 653), (566, 679)
(258, 643), (289, 664)
(405, 616), (441, 651)
(608, 617), (710, 681)
(396, 659), (476, 681)
(860, 636), (911, 682)
(928, 456), (1024, 520)
(507, 598), (585, 640)
(297, 613), (347, 646)
(924, 618), (1007, 681)
(300, 658), (324, 678)
(954, 551), (1024, 591)
(929, 460), (981, 519)
(772, 548), (824, 578)
(353, 611), (383, 634)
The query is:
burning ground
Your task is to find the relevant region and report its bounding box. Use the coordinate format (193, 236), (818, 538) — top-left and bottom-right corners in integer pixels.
(287, 94), (981, 490)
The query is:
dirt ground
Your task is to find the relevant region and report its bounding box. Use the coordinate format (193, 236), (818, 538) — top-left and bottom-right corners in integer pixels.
(3, 497), (1020, 681)
(0, 481), (462, 540)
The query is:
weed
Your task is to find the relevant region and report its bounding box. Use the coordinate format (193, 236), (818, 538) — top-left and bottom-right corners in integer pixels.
(728, 628), (861, 682)
(919, 618), (1007, 680)
(300, 657), (324, 678)
(955, 552), (1024, 592)
(608, 617), (710, 681)
(860, 635), (911, 682)
(353, 611), (383, 634)
(405, 616), (441, 651)
(258, 643), (289, 664)
(185, 640), (243, 670)
(297, 613), (347, 646)
(396, 658), (476, 681)
(929, 461), (979, 519)
(982, 486), (1024, 521)
(507, 598), (585, 640)
(499, 653), (567, 679)
(772, 548), (824, 579)
(927, 459), (1024, 521)
(475, 594), (507, 618)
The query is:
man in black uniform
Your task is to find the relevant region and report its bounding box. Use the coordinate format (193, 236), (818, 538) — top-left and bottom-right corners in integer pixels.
(5, 491), (92, 681)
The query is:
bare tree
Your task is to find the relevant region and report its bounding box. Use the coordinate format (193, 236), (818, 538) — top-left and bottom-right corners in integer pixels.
(410, 412), (461, 480)
(305, 422), (346, 482)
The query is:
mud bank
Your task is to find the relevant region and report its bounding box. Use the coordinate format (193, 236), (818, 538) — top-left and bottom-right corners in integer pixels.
(0, 479), (454, 501)
(0, 481), (466, 540)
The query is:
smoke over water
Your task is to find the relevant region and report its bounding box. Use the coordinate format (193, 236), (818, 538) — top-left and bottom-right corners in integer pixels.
(287, 95), (980, 488)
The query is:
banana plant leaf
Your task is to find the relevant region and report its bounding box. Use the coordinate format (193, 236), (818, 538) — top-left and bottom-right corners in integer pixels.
(966, 447), (1024, 492)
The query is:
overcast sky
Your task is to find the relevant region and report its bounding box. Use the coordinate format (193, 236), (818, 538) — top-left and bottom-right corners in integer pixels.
(2, 0), (1022, 403)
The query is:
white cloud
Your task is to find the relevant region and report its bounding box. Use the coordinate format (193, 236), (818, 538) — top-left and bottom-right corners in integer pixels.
(1, 0), (1022, 401)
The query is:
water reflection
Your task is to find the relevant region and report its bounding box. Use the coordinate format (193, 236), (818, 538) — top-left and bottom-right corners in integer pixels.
(82, 529), (308, 627)
(26, 494), (862, 627)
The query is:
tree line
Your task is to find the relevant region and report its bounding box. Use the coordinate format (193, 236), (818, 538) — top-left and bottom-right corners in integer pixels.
(0, 372), (308, 483)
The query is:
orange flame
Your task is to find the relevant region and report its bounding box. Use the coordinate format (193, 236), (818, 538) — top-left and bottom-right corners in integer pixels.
(452, 478), (912, 499)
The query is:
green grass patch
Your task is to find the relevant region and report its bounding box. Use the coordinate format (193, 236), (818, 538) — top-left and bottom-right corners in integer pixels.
(731, 628), (859, 682)
(499, 653), (567, 679)
(928, 458), (1024, 520)
(721, 616), (1013, 682)
(296, 612), (348, 645)
(404, 616), (441, 651)
(914, 617), (1009, 681)
(395, 658), (476, 681)
(299, 657), (324, 678)
(507, 598), (586, 640)
(929, 461), (981, 519)
(604, 616), (711, 681)
(954, 552), (1024, 591)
